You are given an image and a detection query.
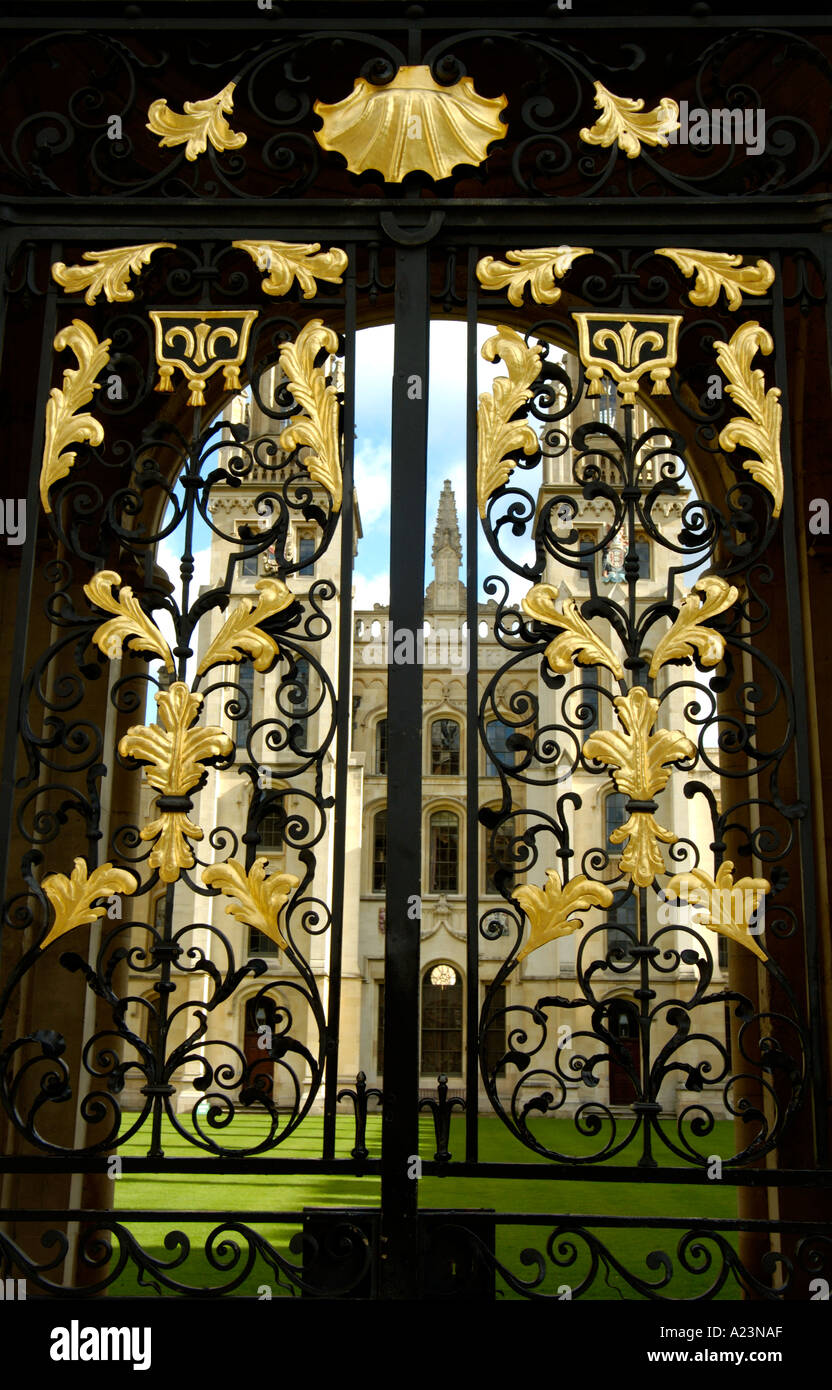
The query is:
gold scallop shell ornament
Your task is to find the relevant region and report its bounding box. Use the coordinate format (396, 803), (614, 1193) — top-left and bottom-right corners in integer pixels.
(313, 65), (508, 182)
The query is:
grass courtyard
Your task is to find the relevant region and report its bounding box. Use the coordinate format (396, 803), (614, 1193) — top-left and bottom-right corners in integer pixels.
(109, 1114), (745, 1300)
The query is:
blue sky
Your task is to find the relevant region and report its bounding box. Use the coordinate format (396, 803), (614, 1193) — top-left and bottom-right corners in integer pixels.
(157, 319), (526, 617)
(352, 320), (527, 610)
(158, 319), (704, 619)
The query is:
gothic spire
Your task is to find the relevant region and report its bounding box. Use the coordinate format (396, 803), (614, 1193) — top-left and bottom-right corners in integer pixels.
(431, 479), (462, 564)
(426, 479), (465, 611)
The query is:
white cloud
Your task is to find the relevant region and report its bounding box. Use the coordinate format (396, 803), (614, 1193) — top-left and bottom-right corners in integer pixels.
(353, 571), (390, 611)
(354, 438), (392, 528)
(156, 539), (212, 598)
(355, 325), (395, 422)
(151, 541), (213, 691)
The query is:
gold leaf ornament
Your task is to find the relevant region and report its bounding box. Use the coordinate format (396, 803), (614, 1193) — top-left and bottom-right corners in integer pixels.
(522, 584), (623, 679)
(40, 320), (111, 514)
(313, 65), (507, 183)
(278, 320), (343, 511)
(203, 858), (299, 953)
(477, 327), (542, 518)
(583, 686), (695, 887)
(232, 240), (348, 299)
(40, 858), (137, 952)
(648, 576), (738, 678)
(714, 322), (783, 517)
(197, 578), (295, 675)
(51, 243), (175, 306)
(655, 248), (774, 311)
(119, 683), (233, 884)
(512, 869), (614, 963)
(149, 308), (258, 408)
(84, 570), (174, 671)
(476, 246), (593, 307)
(573, 312), (681, 405)
(665, 861), (770, 962)
(146, 81), (247, 161)
(580, 82), (679, 159)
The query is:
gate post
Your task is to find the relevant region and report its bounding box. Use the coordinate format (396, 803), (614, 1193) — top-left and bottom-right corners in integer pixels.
(380, 238), (430, 1298)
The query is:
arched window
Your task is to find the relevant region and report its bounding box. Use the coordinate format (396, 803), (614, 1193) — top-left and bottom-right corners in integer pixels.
(249, 926), (280, 958)
(598, 379), (617, 427)
(238, 528), (258, 577)
(605, 791), (628, 846)
(297, 534), (316, 575)
(376, 718), (388, 776)
(576, 667), (598, 732)
(431, 718), (460, 775)
(257, 811), (283, 849)
(372, 809), (387, 893)
(485, 817), (515, 894)
(289, 657), (309, 742)
(428, 810), (459, 893)
(421, 964), (462, 1076)
(485, 720), (515, 776)
(236, 663), (254, 747)
(607, 891), (636, 959)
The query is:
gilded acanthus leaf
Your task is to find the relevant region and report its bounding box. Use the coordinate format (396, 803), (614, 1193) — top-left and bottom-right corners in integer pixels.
(84, 570), (174, 671)
(584, 686), (695, 887)
(512, 869), (614, 963)
(476, 246), (593, 307)
(648, 576), (738, 678)
(714, 322), (783, 517)
(146, 81), (247, 161)
(654, 249), (774, 311)
(40, 320), (111, 514)
(202, 858), (299, 953)
(665, 861), (770, 962)
(522, 584), (623, 679)
(51, 243), (175, 306)
(278, 319), (342, 512)
(40, 858), (137, 952)
(197, 578), (295, 675)
(232, 240), (348, 300)
(580, 82), (679, 159)
(119, 683), (233, 884)
(477, 326), (542, 518)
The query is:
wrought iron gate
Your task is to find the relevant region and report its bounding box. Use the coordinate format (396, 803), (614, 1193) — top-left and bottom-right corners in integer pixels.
(0, 5), (831, 1303)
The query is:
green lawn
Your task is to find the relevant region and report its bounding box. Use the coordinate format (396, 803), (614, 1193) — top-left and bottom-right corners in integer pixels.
(107, 1114), (747, 1300)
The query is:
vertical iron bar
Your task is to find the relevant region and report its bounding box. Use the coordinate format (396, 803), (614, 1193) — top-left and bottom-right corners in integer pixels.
(176, 403), (201, 675)
(148, 402), (204, 1159)
(636, 886), (656, 1168)
(771, 255), (828, 1164)
(381, 243), (429, 1298)
(465, 247), (480, 1163)
(148, 883), (175, 1159)
(322, 248), (357, 1159)
(0, 236), (10, 368)
(822, 239), (832, 401)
